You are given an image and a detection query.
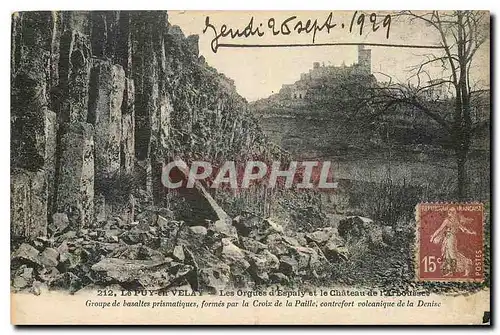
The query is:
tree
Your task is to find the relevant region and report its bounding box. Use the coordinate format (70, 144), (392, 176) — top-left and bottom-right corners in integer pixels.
(372, 11), (489, 199)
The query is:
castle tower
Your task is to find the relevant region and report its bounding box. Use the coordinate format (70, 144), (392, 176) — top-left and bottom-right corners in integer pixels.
(358, 45), (371, 73)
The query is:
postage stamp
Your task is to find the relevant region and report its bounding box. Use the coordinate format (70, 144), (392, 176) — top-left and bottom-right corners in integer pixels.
(416, 203), (484, 282)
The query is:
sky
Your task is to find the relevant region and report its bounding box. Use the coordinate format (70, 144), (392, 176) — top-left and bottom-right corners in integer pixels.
(168, 11), (490, 102)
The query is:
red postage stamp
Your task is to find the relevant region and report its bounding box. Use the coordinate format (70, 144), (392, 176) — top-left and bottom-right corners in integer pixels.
(416, 203), (484, 282)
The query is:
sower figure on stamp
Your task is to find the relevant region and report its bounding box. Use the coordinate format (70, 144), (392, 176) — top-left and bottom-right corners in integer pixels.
(430, 207), (476, 277)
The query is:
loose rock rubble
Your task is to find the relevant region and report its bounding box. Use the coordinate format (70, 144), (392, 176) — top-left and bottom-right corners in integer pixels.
(11, 208), (485, 295)
(12, 207), (385, 295)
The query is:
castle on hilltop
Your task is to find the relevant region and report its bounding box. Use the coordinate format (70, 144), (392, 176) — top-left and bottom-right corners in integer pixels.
(279, 45), (373, 100)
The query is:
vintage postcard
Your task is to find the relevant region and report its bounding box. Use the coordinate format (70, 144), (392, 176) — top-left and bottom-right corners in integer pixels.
(10, 10), (490, 325)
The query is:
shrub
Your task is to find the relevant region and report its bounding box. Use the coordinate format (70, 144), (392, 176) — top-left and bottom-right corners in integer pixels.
(95, 171), (137, 205)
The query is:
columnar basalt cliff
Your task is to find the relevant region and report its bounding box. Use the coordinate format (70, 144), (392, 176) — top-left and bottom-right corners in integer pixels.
(10, 11), (268, 241)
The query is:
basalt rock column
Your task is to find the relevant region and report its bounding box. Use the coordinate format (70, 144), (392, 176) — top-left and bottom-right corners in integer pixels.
(58, 30), (91, 123)
(115, 12), (136, 175)
(56, 122), (95, 229)
(88, 61), (126, 178)
(121, 77), (135, 174)
(131, 12), (162, 197)
(11, 169), (48, 240)
(11, 12), (58, 240)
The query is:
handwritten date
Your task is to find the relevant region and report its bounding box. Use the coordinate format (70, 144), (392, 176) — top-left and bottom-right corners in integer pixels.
(203, 11), (392, 53)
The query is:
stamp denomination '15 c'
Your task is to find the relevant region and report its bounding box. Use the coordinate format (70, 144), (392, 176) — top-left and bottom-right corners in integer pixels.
(416, 203), (484, 282)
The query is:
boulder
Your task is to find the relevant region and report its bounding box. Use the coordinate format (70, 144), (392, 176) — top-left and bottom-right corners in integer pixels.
(189, 226), (207, 236)
(296, 233), (308, 246)
(305, 228), (336, 245)
(262, 219), (284, 234)
(12, 266), (35, 289)
(137, 262), (194, 290)
(11, 243), (41, 266)
(265, 234), (290, 256)
(30, 280), (48, 296)
(120, 229), (159, 248)
(137, 245), (165, 262)
(50, 213), (70, 235)
(109, 244), (142, 260)
(38, 266), (61, 283)
(12, 276), (29, 289)
(282, 235), (302, 247)
(55, 230), (77, 243)
(220, 238), (250, 272)
(270, 272), (289, 284)
(239, 236), (268, 254)
(246, 249), (279, 283)
(156, 215), (170, 231)
(120, 230), (142, 245)
(208, 219), (238, 240)
(338, 216), (374, 241)
(199, 263), (231, 293)
(260, 250), (280, 271)
(382, 225), (395, 245)
(232, 214), (262, 237)
(58, 251), (83, 272)
(323, 240), (349, 262)
(234, 216), (284, 241)
(57, 241), (69, 255)
(39, 247), (59, 268)
(279, 256), (298, 276)
(103, 228), (122, 243)
(91, 258), (185, 290)
(290, 246), (320, 270)
(172, 245), (185, 262)
(145, 206), (175, 220)
(48, 272), (81, 292)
